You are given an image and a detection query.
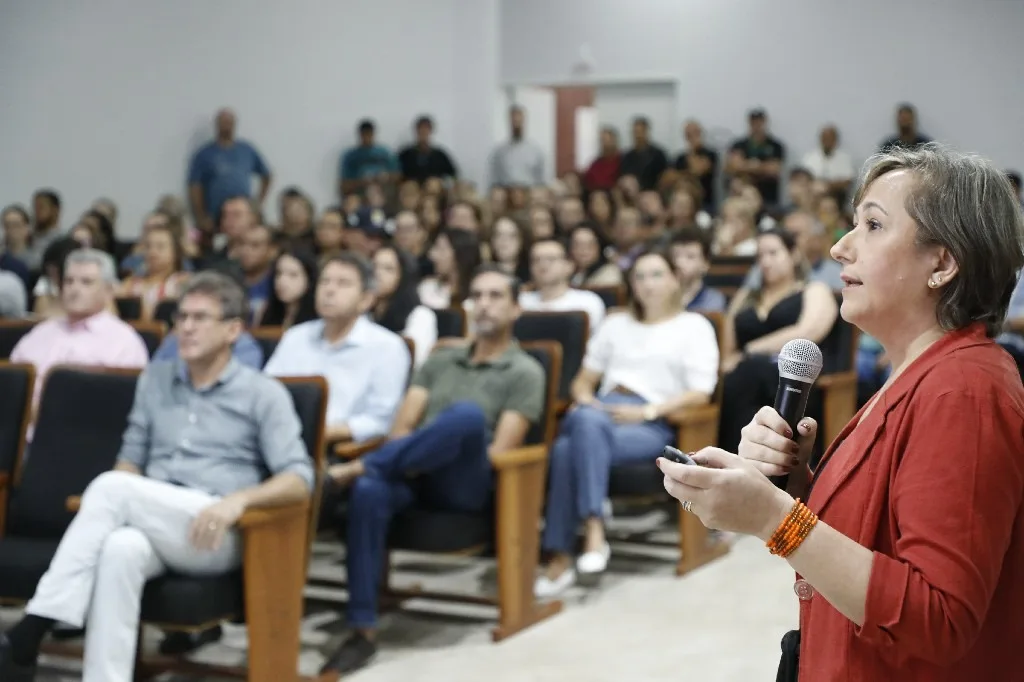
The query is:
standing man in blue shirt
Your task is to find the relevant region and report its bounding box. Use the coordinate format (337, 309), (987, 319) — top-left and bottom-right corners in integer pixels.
(188, 108), (272, 249)
(339, 119), (399, 197)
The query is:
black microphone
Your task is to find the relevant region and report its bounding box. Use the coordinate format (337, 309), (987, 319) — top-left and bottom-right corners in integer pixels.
(769, 339), (824, 490)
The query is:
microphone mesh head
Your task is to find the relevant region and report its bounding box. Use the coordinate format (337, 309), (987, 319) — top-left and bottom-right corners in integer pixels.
(778, 339), (824, 383)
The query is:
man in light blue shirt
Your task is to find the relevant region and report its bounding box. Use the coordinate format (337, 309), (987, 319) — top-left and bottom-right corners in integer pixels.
(187, 109), (272, 235)
(339, 120), (399, 197)
(490, 105), (545, 187)
(263, 253), (409, 444)
(152, 330), (264, 369)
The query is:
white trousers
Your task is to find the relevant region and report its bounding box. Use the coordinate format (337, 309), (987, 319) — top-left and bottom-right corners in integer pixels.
(25, 471), (242, 682)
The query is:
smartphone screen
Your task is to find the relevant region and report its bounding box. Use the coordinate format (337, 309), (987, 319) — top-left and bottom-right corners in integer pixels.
(663, 445), (696, 466)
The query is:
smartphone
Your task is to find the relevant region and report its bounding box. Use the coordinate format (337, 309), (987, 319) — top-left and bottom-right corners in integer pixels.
(662, 446), (696, 465)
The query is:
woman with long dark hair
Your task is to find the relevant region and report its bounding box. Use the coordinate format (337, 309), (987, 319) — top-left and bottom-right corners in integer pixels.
(258, 249), (319, 329)
(372, 245), (437, 367)
(417, 227), (482, 309)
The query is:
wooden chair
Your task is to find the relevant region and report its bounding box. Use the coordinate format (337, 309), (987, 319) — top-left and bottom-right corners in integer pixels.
(153, 299), (178, 328)
(435, 306), (467, 338)
(0, 319), (35, 360)
(115, 296), (143, 321)
(585, 285), (625, 309)
(706, 256), (754, 298)
(251, 326), (284, 368)
(605, 311), (731, 575)
(513, 310), (589, 415)
(330, 340), (564, 641)
(60, 375), (328, 682)
(0, 363), (33, 536)
(129, 320), (167, 358)
(815, 294), (860, 448)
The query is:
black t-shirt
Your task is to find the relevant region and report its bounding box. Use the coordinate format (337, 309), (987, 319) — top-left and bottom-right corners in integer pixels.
(398, 145), (458, 183)
(619, 144), (669, 190)
(730, 136), (786, 205)
(674, 146), (719, 210)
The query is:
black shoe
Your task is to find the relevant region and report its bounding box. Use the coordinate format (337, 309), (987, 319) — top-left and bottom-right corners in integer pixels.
(0, 634), (37, 682)
(49, 625), (85, 641)
(158, 625), (223, 656)
(318, 632), (377, 677)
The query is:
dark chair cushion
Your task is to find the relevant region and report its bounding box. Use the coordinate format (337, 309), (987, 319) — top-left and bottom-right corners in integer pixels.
(153, 300), (177, 327)
(282, 379), (326, 460)
(0, 364), (31, 475)
(586, 286), (620, 310)
(515, 312), (586, 404)
(0, 537), (60, 601)
(255, 337), (279, 367)
(141, 571), (244, 627)
(608, 462), (665, 498)
(115, 296), (142, 321)
(135, 329), (163, 358)
(7, 368), (138, 539)
(0, 322), (34, 360)
(435, 308), (465, 338)
(388, 508), (493, 554)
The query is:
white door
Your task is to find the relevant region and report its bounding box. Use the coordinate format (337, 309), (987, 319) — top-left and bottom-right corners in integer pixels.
(508, 85), (556, 183)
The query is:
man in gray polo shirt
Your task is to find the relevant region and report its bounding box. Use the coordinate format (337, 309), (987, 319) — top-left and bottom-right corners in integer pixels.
(320, 265), (546, 676)
(0, 272), (314, 682)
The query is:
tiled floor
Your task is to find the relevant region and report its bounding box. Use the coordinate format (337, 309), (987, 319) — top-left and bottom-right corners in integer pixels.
(10, 510), (798, 681)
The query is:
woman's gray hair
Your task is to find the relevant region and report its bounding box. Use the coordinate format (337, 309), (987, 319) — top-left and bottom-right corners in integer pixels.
(64, 248), (118, 285)
(178, 271), (248, 321)
(853, 143), (1024, 336)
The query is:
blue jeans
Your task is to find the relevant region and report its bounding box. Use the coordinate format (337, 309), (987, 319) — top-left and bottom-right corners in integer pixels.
(346, 402), (491, 628)
(541, 393), (675, 554)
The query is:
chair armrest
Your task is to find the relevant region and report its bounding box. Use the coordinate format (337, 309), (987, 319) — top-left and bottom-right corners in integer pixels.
(0, 472), (7, 491)
(666, 404), (721, 453)
(238, 500), (310, 530)
(334, 436), (386, 460)
(817, 370), (858, 446)
(818, 371), (856, 391)
(554, 399), (571, 417)
(490, 444), (548, 470)
(67, 495), (81, 512)
(664, 403), (719, 427)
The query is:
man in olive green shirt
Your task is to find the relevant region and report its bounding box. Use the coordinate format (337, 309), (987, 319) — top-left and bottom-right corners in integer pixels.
(322, 265), (545, 676)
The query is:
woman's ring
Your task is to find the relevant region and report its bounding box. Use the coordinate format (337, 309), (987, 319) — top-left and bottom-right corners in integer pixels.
(682, 500), (693, 513)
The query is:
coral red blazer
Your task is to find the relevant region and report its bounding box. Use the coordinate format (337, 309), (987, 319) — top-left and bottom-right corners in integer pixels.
(798, 324), (1024, 681)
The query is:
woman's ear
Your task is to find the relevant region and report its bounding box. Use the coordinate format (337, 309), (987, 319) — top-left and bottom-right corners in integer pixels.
(932, 246), (959, 286)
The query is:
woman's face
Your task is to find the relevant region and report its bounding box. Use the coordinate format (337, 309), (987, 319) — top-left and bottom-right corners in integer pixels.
(588, 191), (612, 223)
(420, 198), (441, 230)
(570, 228), (600, 268)
(373, 248), (402, 298)
(818, 196), (842, 227)
(2, 210), (30, 248)
(283, 199), (311, 235)
(144, 228), (176, 272)
(757, 234), (796, 286)
(630, 254), (678, 312)
(70, 223), (93, 248)
(274, 254), (309, 305)
(491, 218), (522, 264)
(398, 181), (421, 211)
(428, 234), (454, 276)
(529, 208), (555, 240)
(831, 170), (947, 334)
(316, 211), (344, 251)
(669, 191), (696, 221)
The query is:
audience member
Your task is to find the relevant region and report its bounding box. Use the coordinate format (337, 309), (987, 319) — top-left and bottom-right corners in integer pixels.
(0, 272), (313, 682)
(801, 125), (854, 199)
(345, 207), (391, 259)
(879, 102), (931, 151)
(279, 187), (316, 252)
(340, 119), (399, 196)
(491, 105), (544, 187)
(258, 249), (319, 329)
(619, 117), (669, 191)
(742, 210), (844, 291)
(726, 109), (786, 207)
(520, 238), (606, 332)
(23, 189), (63, 270)
(391, 210), (432, 277)
(418, 227), (482, 309)
(319, 265), (544, 675)
(713, 198), (758, 257)
(187, 108), (271, 240)
(674, 120), (718, 211)
(668, 228), (726, 312)
(555, 196), (586, 232)
(583, 126), (621, 192)
(0, 204), (33, 288)
(489, 216), (531, 284)
(118, 223), (190, 320)
(535, 249), (719, 596)
(610, 206), (646, 270)
(237, 224), (278, 324)
(264, 253), (410, 444)
(568, 223), (622, 288)
(314, 206), (346, 264)
(398, 115), (458, 184)
(447, 200), (483, 235)
(527, 205), (557, 241)
(718, 228), (839, 451)
(12, 249), (149, 422)
(371, 245), (438, 367)
(0, 270), (27, 318)
(31, 237), (83, 318)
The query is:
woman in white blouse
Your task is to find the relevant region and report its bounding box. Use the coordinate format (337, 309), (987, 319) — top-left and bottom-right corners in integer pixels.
(372, 245), (437, 367)
(534, 248), (721, 598)
(416, 227), (482, 310)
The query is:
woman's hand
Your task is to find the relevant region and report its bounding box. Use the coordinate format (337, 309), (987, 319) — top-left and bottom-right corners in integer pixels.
(658, 447), (793, 541)
(602, 404), (648, 424)
(738, 407), (817, 478)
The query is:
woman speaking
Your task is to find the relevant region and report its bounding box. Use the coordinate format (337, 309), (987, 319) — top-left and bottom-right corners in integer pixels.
(658, 144), (1024, 681)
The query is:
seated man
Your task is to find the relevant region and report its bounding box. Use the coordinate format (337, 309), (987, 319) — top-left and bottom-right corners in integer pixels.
(518, 238), (606, 334)
(12, 248), (149, 424)
(0, 272), (314, 682)
(152, 328), (265, 369)
(264, 252), (409, 444)
(320, 265), (546, 676)
(668, 227), (727, 312)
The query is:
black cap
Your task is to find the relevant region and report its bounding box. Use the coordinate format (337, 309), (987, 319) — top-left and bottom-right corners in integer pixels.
(748, 108), (767, 120)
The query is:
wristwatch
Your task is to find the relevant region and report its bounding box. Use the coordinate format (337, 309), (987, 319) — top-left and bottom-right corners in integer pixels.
(642, 404), (658, 422)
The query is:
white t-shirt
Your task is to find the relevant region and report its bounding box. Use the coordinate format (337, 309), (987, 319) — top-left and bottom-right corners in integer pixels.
(402, 305), (438, 368)
(518, 288), (606, 336)
(801, 148), (854, 183)
(583, 311), (719, 404)
(417, 278), (451, 310)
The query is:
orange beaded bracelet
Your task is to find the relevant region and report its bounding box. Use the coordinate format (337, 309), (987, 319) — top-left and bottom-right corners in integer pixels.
(766, 499), (818, 558)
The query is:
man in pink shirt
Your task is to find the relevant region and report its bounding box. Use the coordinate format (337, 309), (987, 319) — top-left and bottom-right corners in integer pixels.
(12, 248), (149, 421)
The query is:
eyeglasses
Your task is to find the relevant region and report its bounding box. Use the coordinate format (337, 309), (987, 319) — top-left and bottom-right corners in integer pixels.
(171, 311), (227, 325)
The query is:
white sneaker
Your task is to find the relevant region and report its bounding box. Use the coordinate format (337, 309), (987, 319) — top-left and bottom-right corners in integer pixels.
(534, 568), (576, 599)
(576, 542), (611, 574)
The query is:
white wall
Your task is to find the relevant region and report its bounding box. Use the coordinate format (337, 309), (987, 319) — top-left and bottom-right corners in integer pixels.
(500, 0), (1024, 175)
(0, 0), (500, 237)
